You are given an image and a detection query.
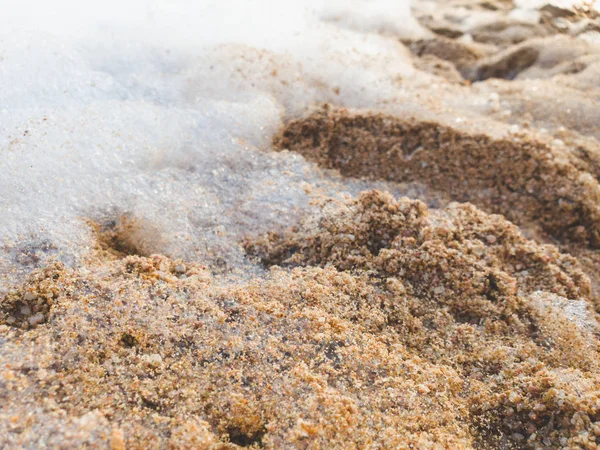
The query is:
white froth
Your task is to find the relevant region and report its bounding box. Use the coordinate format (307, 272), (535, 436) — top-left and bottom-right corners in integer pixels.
(0, 0), (425, 288)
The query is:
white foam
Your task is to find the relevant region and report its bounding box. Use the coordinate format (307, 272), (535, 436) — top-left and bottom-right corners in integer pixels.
(0, 0), (427, 287)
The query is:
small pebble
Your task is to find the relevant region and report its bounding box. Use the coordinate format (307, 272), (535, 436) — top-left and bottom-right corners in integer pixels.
(417, 384), (430, 394)
(174, 264), (186, 273)
(24, 292), (36, 301)
(157, 271), (175, 282)
(28, 313), (45, 326)
(486, 235), (497, 244)
(142, 354), (163, 367)
(509, 391), (521, 403)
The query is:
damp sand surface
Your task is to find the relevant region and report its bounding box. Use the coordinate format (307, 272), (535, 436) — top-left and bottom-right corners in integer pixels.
(3, 1), (600, 449)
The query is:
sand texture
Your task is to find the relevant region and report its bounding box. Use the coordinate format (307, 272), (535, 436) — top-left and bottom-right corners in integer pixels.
(3, 0), (600, 449)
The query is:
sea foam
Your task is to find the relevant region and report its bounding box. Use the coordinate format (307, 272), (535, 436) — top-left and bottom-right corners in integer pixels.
(0, 0), (427, 289)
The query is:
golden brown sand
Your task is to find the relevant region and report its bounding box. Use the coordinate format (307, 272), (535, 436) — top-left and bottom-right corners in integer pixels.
(3, 1), (600, 449)
(2, 189), (600, 448)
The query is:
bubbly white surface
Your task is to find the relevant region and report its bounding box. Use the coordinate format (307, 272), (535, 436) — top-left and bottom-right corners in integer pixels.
(0, 0), (429, 287)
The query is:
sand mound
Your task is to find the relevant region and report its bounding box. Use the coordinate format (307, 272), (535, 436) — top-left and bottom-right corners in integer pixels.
(275, 106), (600, 250)
(2, 192), (600, 448)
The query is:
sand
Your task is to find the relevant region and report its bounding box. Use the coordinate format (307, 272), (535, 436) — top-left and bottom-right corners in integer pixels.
(3, 1), (600, 449)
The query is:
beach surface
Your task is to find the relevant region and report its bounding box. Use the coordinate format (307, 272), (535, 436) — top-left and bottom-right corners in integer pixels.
(2, 0), (600, 448)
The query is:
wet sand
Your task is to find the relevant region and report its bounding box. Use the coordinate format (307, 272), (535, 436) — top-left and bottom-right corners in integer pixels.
(3, 1), (600, 449)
